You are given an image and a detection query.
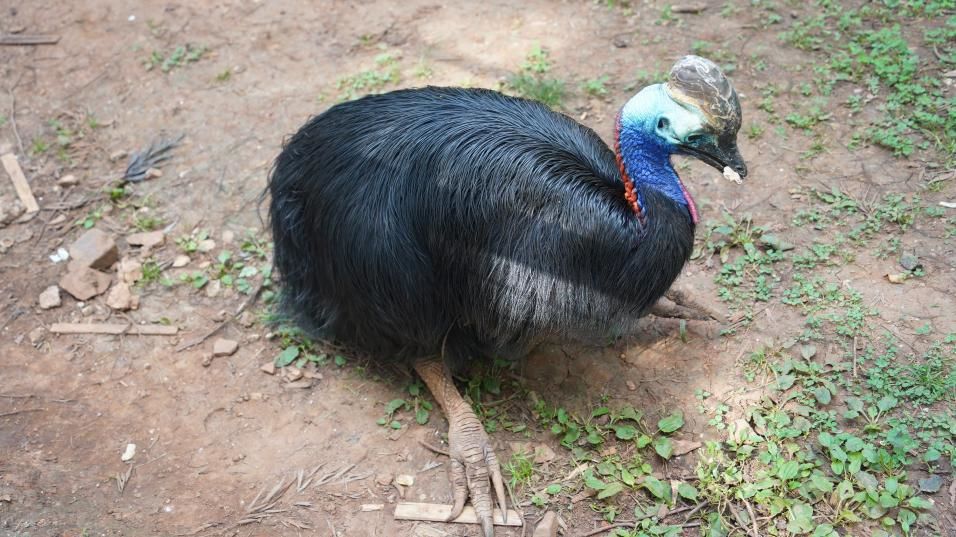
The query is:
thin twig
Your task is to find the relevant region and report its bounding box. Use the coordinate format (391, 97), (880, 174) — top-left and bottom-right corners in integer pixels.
(418, 439), (449, 457)
(575, 522), (637, 537)
(0, 408), (45, 418)
(6, 71), (25, 156)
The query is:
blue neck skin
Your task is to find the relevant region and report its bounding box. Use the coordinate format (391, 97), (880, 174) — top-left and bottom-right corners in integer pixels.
(617, 122), (685, 206)
(616, 85), (699, 224)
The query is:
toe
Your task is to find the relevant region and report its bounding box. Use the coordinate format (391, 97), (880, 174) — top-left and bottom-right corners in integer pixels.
(446, 458), (468, 521)
(484, 446), (508, 523)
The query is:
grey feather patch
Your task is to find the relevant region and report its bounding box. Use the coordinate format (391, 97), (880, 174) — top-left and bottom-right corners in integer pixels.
(665, 55), (741, 134)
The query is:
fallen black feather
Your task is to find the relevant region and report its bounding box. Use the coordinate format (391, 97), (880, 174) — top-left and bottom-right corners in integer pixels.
(124, 134), (184, 182)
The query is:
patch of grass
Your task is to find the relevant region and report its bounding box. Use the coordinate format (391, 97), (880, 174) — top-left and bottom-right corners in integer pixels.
(785, 102), (831, 132)
(503, 449), (535, 491)
(176, 229), (209, 253)
(505, 45), (566, 108)
(582, 75), (610, 97)
(779, 4), (956, 163)
(746, 123), (765, 140)
(139, 259), (163, 285)
(146, 43), (206, 73)
(133, 214), (164, 232)
(31, 137), (49, 155)
(75, 207), (104, 229)
(336, 52), (400, 101)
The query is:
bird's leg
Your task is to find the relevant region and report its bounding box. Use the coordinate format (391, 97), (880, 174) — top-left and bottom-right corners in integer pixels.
(414, 357), (506, 537)
(649, 289), (721, 321)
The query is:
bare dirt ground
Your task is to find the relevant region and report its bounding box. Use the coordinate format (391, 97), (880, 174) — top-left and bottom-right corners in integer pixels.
(1, 1), (954, 536)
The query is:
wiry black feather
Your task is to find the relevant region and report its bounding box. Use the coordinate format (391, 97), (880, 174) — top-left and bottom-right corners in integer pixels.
(268, 87), (693, 365)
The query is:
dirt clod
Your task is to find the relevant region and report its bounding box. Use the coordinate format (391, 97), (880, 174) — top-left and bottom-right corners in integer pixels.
(118, 257), (143, 284)
(533, 511), (558, 537)
(126, 230), (165, 250)
(260, 362), (276, 375)
(68, 228), (118, 270)
(57, 174), (79, 187)
(38, 285), (61, 309)
(106, 282), (138, 311)
(59, 266), (112, 300)
(212, 338), (239, 356)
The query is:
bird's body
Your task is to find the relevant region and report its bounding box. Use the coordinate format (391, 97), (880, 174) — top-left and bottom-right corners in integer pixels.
(270, 87), (693, 363)
(269, 56), (746, 537)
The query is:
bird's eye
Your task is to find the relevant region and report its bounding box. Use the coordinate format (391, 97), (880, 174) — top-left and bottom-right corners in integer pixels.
(657, 117), (669, 130)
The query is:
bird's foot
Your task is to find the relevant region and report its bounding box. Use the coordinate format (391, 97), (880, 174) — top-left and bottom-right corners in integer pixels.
(650, 289), (722, 322)
(445, 401), (507, 537)
(414, 357), (507, 537)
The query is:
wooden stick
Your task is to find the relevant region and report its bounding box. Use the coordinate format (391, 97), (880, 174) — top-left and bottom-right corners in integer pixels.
(393, 503), (522, 527)
(671, 5), (708, 13)
(2, 153), (39, 214)
(0, 34), (61, 46)
(50, 323), (178, 336)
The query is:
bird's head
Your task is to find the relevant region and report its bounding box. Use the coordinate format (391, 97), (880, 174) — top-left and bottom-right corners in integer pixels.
(615, 55), (747, 224)
(619, 55), (747, 179)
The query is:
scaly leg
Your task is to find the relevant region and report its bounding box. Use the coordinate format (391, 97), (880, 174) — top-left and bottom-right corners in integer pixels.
(649, 288), (722, 321)
(414, 357), (507, 537)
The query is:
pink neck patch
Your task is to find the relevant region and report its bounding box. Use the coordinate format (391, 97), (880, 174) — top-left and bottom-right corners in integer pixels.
(675, 174), (699, 224)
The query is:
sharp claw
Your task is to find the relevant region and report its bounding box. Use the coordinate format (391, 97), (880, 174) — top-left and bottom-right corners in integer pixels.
(485, 446), (508, 524)
(480, 516), (495, 537)
(447, 458), (468, 522)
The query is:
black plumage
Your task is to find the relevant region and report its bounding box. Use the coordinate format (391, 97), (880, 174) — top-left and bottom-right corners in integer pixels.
(268, 86), (694, 365)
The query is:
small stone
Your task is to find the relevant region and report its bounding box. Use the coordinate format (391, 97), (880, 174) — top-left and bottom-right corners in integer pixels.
(899, 253), (920, 271)
(106, 282), (138, 311)
(59, 266), (112, 300)
(109, 150), (128, 161)
(237, 311), (255, 328)
(533, 511), (558, 537)
(671, 439), (703, 457)
(222, 230), (235, 244)
(144, 167), (163, 180)
(0, 196), (25, 226)
(49, 247), (69, 263)
(126, 230), (165, 249)
(626, 380), (637, 391)
(260, 362), (276, 375)
(57, 174), (79, 187)
(533, 444), (556, 464)
(68, 228), (118, 270)
(394, 474), (414, 487)
(196, 239), (216, 253)
(205, 279), (221, 298)
(28, 327), (46, 345)
(885, 273), (908, 284)
(285, 366), (303, 381)
(117, 257), (143, 284)
(172, 255), (190, 268)
(38, 286), (61, 309)
(283, 379), (312, 389)
(121, 443), (136, 462)
(212, 338), (239, 357)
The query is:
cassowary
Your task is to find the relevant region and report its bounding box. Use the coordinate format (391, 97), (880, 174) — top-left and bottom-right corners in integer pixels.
(269, 55), (746, 536)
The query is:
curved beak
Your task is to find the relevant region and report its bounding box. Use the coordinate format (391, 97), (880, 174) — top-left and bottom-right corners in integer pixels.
(679, 133), (748, 178)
